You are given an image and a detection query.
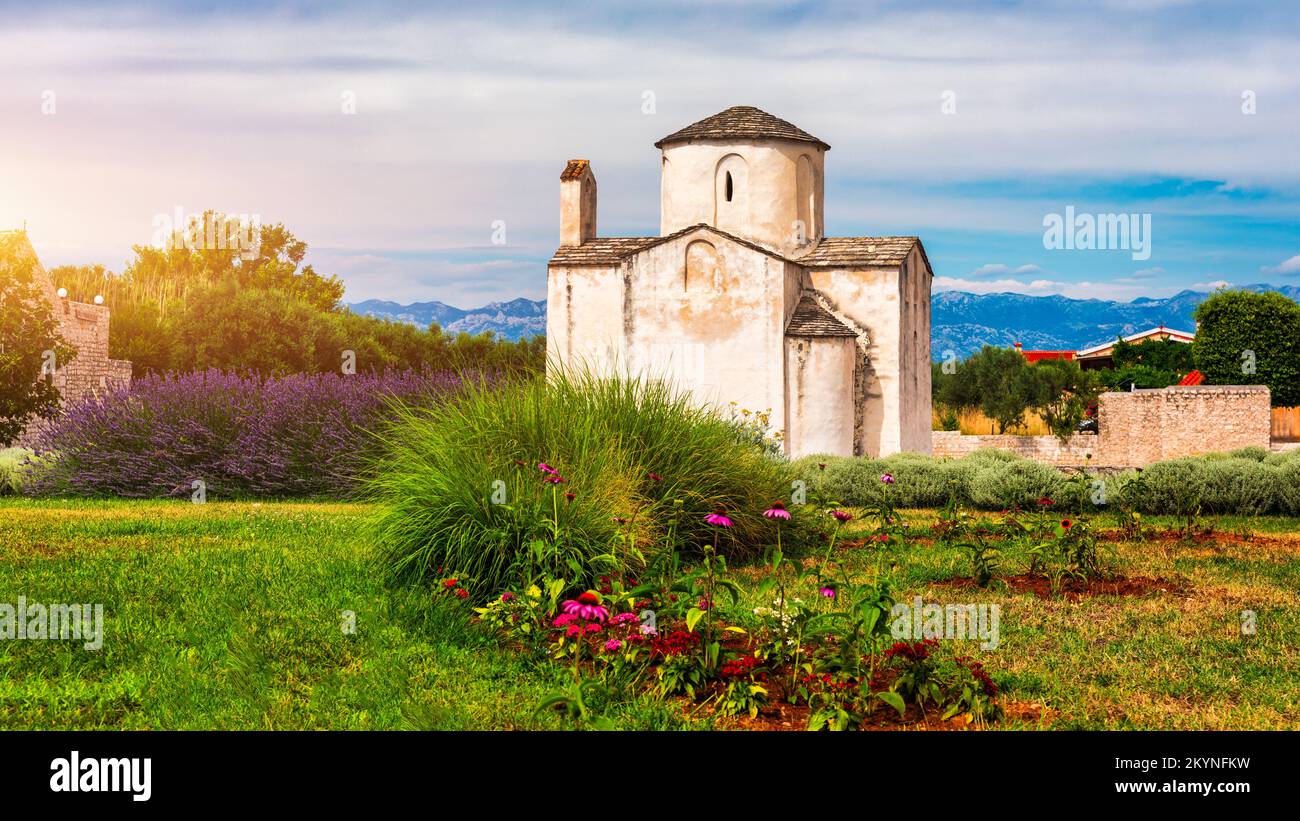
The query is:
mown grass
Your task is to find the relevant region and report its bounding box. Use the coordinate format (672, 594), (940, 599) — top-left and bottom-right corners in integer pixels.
(0, 499), (700, 730)
(2, 499), (1297, 730)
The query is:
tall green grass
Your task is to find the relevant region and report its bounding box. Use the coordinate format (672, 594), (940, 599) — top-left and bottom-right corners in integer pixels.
(365, 371), (793, 593)
(0, 448), (33, 495)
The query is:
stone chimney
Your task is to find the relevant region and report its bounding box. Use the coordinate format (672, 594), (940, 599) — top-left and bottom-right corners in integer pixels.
(559, 159), (596, 247)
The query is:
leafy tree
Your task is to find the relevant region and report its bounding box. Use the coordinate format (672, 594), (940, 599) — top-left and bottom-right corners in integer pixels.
(1111, 336), (1194, 373)
(49, 214), (546, 378)
(1193, 290), (1300, 407)
(935, 346), (1037, 434)
(1027, 358), (1101, 442)
(0, 235), (76, 446)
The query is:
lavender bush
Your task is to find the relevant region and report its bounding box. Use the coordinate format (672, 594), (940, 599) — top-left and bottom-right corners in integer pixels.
(27, 369), (467, 498)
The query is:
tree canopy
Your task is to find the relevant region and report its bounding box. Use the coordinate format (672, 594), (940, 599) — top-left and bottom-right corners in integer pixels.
(49, 212), (544, 378)
(1193, 289), (1300, 407)
(0, 234), (75, 446)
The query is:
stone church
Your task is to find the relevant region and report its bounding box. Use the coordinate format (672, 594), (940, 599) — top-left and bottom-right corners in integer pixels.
(546, 106), (933, 457)
(1, 230), (132, 442)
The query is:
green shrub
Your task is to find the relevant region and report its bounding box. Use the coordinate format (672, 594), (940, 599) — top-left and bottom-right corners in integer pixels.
(966, 460), (1066, 510)
(367, 372), (794, 593)
(0, 448), (33, 495)
(880, 453), (964, 508)
(1130, 458), (1207, 515)
(1263, 448), (1300, 466)
(1227, 446), (1270, 462)
(1276, 460), (1300, 514)
(1196, 459), (1279, 515)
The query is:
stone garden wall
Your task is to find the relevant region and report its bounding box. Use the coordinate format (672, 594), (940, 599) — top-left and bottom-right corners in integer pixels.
(930, 430), (1096, 466)
(932, 385), (1273, 468)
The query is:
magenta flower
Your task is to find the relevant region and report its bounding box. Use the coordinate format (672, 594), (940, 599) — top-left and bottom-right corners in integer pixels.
(565, 625), (582, 638)
(705, 511), (734, 527)
(500, 592), (516, 602)
(820, 585), (837, 599)
(585, 622), (602, 633)
(552, 613), (577, 627)
(604, 638), (623, 652)
(880, 473), (895, 485)
(544, 473), (566, 484)
(561, 591), (609, 622)
(648, 472), (663, 483)
(831, 510), (853, 523)
(763, 501), (792, 521)
(538, 462), (556, 474)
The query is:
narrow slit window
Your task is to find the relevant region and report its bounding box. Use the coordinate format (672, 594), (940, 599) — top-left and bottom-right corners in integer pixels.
(725, 171), (733, 202)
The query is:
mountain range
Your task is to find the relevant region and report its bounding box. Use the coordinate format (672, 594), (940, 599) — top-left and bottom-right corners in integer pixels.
(348, 283), (1300, 356)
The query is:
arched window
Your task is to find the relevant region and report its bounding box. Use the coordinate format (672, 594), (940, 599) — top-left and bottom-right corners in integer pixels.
(714, 154), (748, 235)
(796, 155), (817, 245)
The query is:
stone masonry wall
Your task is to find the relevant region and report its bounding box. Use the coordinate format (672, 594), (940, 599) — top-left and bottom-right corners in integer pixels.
(931, 386), (1273, 468)
(1094, 385), (1271, 467)
(931, 430), (1097, 466)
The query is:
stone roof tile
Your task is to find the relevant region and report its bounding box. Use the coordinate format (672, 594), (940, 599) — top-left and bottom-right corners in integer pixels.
(655, 106), (829, 151)
(785, 292), (858, 338)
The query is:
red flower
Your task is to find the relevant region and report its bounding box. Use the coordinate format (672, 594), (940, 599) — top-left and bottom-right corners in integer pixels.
(442, 579), (458, 589)
(1061, 519), (1072, 529)
(454, 588), (468, 599)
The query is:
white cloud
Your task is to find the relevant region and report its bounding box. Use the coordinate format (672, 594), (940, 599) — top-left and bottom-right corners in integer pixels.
(1262, 254), (1300, 275)
(933, 275), (1197, 300)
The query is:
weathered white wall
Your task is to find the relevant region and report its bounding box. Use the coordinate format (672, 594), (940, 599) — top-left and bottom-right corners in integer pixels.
(900, 245), (933, 453)
(660, 139), (825, 258)
(547, 228), (802, 428)
(785, 336), (856, 457)
(806, 251), (932, 457)
(559, 169), (597, 247)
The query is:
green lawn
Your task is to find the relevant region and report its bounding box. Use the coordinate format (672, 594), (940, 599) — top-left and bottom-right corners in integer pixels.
(1, 499), (1298, 730)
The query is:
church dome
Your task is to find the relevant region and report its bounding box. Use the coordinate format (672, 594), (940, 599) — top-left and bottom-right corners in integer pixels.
(655, 105), (830, 151)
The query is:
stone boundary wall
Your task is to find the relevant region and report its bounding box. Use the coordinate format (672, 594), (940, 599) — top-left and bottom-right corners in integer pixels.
(932, 386), (1273, 468)
(931, 430), (1096, 466)
(1095, 385), (1271, 467)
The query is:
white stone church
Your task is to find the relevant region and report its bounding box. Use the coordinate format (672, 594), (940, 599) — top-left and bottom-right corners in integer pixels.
(546, 106), (933, 458)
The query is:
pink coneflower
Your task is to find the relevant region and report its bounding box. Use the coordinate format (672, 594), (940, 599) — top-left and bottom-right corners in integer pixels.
(561, 590), (609, 622)
(564, 491), (576, 503)
(830, 510), (853, 523)
(763, 501), (792, 521)
(604, 638), (623, 652)
(1036, 496), (1055, 507)
(612, 516), (630, 525)
(880, 473), (895, 485)
(817, 462), (827, 471)
(538, 462), (556, 474)
(705, 507), (733, 528)
(544, 473), (565, 484)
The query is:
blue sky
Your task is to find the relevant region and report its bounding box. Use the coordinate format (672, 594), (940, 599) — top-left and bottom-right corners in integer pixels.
(1, 0), (1297, 306)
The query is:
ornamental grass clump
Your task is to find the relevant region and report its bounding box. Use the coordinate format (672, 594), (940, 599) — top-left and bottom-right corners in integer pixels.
(367, 370), (793, 593)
